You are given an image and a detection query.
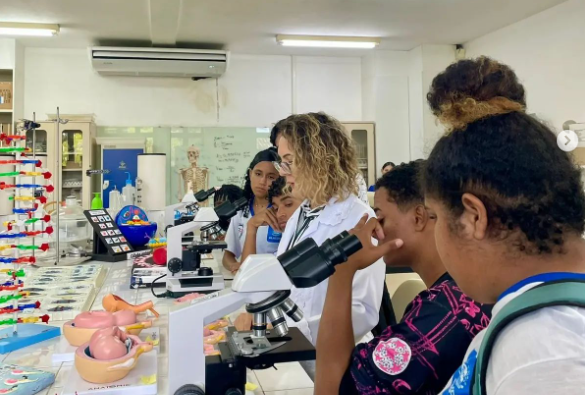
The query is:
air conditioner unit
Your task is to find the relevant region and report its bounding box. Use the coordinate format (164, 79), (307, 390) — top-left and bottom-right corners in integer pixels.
(90, 47), (228, 78)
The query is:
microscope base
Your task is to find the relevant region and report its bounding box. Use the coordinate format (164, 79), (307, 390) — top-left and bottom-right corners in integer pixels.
(203, 327), (315, 395)
(166, 274), (225, 295)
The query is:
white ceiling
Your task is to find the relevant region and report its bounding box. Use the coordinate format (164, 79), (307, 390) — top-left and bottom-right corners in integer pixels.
(0, 0), (568, 55)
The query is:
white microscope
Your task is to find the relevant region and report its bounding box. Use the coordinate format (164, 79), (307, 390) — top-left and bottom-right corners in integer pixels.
(166, 194), (249, 295)
(168, 231), (362, 395)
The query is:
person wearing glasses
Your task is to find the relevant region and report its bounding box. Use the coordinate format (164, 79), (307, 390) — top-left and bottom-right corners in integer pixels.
(314, 161), (491, 395)
(222, 148), (281, 273)
(270, 120), (371, 205)
(271, 112), (386, 380)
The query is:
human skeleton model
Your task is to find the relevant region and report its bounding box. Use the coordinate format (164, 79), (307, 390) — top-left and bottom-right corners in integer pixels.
(178, 145), (209, 204)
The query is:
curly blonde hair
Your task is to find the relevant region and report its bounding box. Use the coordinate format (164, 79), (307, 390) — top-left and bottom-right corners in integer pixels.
(278, 112), (359, 206)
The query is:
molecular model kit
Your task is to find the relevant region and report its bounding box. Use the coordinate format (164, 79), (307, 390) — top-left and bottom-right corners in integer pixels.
(0, 120), (60, 353)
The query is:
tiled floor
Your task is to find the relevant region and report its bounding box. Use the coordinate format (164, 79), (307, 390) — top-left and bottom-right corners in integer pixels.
(254, 363), (314, 393)
(3, 260), (314, 395)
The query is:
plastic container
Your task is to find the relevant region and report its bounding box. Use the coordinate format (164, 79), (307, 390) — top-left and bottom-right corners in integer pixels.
(121, 172), (136, 205)
(108, 186), (122, 216)
(57, 196), (92, 257)
(91, 192), (103, 209)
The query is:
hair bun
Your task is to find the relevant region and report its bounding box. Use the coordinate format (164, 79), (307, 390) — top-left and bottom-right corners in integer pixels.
(428, 56), (527, 131)
(438, 96), (525, 131)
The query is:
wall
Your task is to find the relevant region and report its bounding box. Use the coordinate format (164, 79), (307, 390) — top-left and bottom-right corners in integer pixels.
(23, 48), (362, 127)
(420, 45), (455, 152)
(465, 0), (585, 132)
(361, 45), (454, 173)
(362, 51), (412, 172)
(0, 39), (15, 69)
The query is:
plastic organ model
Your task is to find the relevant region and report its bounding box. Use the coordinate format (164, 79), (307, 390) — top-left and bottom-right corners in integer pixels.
(63, 310), (153, 346)
(75, 327), (153, 384)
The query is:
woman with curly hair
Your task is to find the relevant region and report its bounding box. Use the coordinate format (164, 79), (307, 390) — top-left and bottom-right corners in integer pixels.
(272, 112), (386, 379)
(318, 57), (585, 395)
(222, 148), (280, 273)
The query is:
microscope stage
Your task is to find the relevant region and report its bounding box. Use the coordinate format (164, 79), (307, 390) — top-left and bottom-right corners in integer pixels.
(166, 274), (224, 294)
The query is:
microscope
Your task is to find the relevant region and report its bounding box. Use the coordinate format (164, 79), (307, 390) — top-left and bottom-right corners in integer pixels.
(164, 188), (218, 230)
(166, 196), (249, 295)
(168, 231), (362, 395)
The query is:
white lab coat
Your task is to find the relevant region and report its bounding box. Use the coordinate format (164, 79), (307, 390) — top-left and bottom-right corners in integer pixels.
(225, 210), (281, 260)
(277, 194), (386, 346)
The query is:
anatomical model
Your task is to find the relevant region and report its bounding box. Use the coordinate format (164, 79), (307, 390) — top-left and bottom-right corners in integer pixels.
(63, 310), (153, 346)
(75, 327), (153, 384)
(178, 145), (209, 204)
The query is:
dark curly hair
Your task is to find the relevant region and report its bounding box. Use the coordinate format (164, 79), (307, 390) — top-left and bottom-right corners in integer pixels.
(382, 162), (395, 171)
(376, 160), (424, 210)
(423, 56), (585, 254)
(243, 147), (279, 202)
(268, 177), (289, 204)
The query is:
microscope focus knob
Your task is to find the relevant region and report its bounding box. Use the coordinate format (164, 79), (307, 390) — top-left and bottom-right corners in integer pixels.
(168, 258), (183, 274)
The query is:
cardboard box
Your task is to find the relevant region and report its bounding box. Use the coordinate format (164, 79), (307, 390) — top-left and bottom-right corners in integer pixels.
(0, 81), (13, 110)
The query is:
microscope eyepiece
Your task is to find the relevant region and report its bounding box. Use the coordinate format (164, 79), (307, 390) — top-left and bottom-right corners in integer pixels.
(194, 187), (217, 202)
(215, 197), (248, 222)
(278, 231), (362, 288)
(320, 231), (363, 265)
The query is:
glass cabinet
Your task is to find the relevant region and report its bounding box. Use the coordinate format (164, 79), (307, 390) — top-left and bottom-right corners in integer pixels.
(342, 123), (376, 185)
(21, 121), (95, 209)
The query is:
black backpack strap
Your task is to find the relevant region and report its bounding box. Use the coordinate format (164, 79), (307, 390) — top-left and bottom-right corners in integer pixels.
(471, 280), (585, 395)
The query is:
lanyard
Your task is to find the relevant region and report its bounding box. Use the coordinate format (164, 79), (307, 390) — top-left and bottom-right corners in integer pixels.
(248, 197), (271, 218)
(286, 205), (323, 250)
(498, 272), (585, 301)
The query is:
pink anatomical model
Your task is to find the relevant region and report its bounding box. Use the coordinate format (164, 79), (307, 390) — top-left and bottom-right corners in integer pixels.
(89, 327), (130, 360)
(73, 310), (137, 328)
(75, 327), (153, 384)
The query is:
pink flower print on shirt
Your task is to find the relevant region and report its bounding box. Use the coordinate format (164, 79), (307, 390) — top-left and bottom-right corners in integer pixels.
(372, 338), (412, 376)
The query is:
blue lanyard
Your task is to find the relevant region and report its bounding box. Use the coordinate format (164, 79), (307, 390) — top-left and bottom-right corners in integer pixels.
(498, 272), (585, 301)
(249, 198), (271, 218)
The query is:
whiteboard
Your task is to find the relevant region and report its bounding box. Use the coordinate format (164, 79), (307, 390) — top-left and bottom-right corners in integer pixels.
(97, 126), (273, 204)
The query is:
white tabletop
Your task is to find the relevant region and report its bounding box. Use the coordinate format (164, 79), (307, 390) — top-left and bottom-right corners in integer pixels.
(1, 258), (314, 395)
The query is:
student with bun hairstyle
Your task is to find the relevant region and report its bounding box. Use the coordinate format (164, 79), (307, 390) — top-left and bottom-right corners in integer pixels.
(321, 57), (585, 395)
(424, 57), (585, 395)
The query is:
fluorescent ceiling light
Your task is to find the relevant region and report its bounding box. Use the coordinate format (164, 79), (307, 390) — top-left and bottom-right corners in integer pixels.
(0, 22), (59, 37)
(276, 35), (380, 49)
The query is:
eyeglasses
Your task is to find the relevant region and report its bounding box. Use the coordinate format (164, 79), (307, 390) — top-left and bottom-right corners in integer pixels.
(273, 160), (293, 176)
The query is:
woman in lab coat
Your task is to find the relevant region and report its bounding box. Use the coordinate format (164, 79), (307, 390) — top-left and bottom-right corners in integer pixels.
(272, 112), (386, 360)
(222, 148), (280, 273)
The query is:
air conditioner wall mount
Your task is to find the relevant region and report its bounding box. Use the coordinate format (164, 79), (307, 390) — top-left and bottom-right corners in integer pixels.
(90, 46), (229, 78)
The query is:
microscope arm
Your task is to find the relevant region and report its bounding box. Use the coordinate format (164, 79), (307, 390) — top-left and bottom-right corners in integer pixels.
(168, 289), (274, 395)
(166, 208), (220, 276)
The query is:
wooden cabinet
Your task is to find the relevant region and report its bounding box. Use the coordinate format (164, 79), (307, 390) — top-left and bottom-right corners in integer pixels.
(22, 121), (95, 209)
(342, 123), (376, 186)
